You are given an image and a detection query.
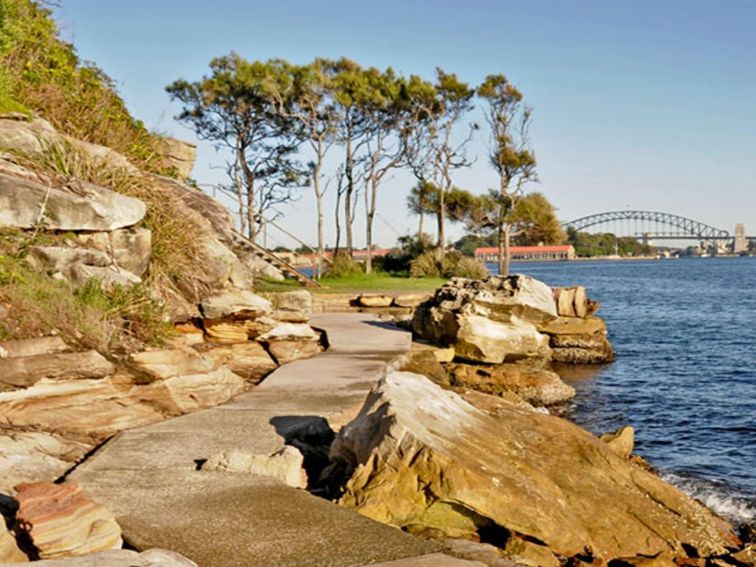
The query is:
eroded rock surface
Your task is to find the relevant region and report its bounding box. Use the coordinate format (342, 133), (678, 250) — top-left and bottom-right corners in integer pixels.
(203, 446), (307, 489)
(412, 276), (557, 363)
(14, 482), (122, 559)
(332, 372), (738, 564)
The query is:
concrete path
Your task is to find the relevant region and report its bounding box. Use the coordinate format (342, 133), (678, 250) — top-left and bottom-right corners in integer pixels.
(70, 313), (464, 567)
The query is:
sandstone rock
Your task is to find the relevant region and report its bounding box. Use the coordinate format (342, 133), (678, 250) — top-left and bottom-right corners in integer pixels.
(75, 227), (152, 277)
(203, 446), (307, 489)
(0, 171), (145, 232)
(551, 335), (615, 364)
(11, 548), (198, 566)
(142, 367), (246, 414)
(202, 319), (254, 343)
(197, 342), (277, 383)
(600, 425), (635, 458)
(155, 136), (197, 179)
(357, 294), (394, 308)
(413, 276), (556, 363)
(268, 290), (312, 313)
(266, 340), (322, 365)
(14, 482), (122, 559)
(401, 350), (450, 387)
(459, 389), (537, 415)
(271, 309), (310, 323)
(333, 372), (737, 563)
(0, 377), (165, 443)
(27, 246), (142, 288)
(0, 337), (70, 359)
(200, 290), (272, 320)
(166, 323), (205, 347)
(454, 314), (551, 363)
(129, 348), (218, 381)
(553, 286), (599, 318)
(236, 248), (285, 281)
(0, 351), (115, 390)
(0, 432), (91, 493)
(538, 316), (606, 336)
(259, 323), (320, 343)
(1, 524), (28, 563)
(447, 362), (575, 406)
(432, 347), (456, 363)
(393, 294), (431, 308)
(0, 116), (58, 155)
(441, 538), (522, 567)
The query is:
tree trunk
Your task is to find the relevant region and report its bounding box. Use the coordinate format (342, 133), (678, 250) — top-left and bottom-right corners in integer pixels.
(498, 224), (511, 277)
(344, 136), (354, 255)
(365, 163), (378, 274)
(418, 211), (424, 242)
(334, 182), (342, 256)
(313, 158), (325, 279)
(437, 188), (446, 258)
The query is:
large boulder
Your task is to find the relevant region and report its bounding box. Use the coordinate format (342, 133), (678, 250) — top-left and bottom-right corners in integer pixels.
(0, 350), (115, 390)
(154, 136), (197, 179)
(412, 276), (557, 364)
(199, 290), (272, 320)
(14, 481), (122, 559)
(0, 171), (145, 232)
(75, 227), (152, 277)
(0, 524), (27, 563)
(332, 372), (738, 564)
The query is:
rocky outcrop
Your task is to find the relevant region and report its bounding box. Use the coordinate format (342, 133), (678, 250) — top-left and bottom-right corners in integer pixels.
(14, 482), (122, 559)
(552, 286), (599, 318)
(412, 276), (556, 364)
(196, 342), (277, 384)
(332, 372), (738, 564)
(1, 524), (28, 563)
(154, 136), (197, 179)
(0, 350), (115, 390)
(539, 314), (615, 364)
(600, 425), (635, 458)
(74, 227), (152, 277)
(446, 362), (575, 406)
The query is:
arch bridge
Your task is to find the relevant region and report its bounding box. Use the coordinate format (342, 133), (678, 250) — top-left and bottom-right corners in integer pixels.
(562, 210), (731, 241)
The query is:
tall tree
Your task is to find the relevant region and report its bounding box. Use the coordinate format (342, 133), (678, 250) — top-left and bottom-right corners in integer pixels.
(282, 59), (339, 277)
(477, 74), (537, 275)
(329, 58), (371, 255)
(360, 67), (404, 273)
(167, 54), (299, 241)
(403, 69), (475, 256)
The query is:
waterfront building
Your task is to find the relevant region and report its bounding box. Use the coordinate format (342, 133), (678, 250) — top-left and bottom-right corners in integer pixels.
(474, 245), (577, 262)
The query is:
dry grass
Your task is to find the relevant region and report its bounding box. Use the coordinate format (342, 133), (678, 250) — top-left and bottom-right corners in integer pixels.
(10, 138), (209, 303)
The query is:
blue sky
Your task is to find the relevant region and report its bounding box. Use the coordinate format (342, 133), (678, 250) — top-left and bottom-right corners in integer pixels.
(54, 0), (756, 248)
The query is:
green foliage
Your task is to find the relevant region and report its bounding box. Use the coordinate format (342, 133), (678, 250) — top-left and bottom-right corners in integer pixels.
(322, 253), (364, 279)
(566, 227), (653, 257)
(509, 192), (566, 245)
(0, 0), (161, 167)
(375, 233), (435, 274)
(454, 234), (497, 257)
(0, 230), (171, 353)
(410, 249), (488, 279)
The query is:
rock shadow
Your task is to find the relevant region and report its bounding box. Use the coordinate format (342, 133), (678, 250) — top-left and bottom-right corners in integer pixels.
(269, 415), (340, 497)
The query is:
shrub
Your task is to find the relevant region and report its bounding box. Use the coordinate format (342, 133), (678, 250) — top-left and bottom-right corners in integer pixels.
(0, 0), (161, 168)
(410, 250), (488, 279)
(322, 253), (364, 279)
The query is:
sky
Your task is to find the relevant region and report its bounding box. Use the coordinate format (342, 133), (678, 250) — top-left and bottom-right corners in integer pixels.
(53, 0), (756, 249)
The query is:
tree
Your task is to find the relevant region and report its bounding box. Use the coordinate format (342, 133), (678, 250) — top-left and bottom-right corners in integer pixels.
(407, 182), (480, 232)
(328, 58), (371, 255)
(360, 67), (405, 273)
(285, 59), (339, 277)
(402, 70), (475, 255)
(508, 192), (565, 245)
(478, 74), (537, 275)
(167, 54), (300, 241)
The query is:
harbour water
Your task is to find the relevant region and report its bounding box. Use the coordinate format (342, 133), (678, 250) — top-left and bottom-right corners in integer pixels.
(497, 257), (756, 526)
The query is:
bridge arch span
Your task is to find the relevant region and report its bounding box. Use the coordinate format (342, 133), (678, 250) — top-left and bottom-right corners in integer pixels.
(562, 211), (730, 240)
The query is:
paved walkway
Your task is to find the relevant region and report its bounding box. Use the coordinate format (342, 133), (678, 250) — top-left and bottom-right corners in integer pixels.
(70, 314), (477, 567)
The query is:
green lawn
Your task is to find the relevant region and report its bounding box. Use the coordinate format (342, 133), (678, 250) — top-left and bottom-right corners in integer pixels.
(256, 273), (446, 295)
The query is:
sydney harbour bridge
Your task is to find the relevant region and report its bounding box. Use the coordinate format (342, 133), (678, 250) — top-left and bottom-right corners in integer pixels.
(562, 211), (752, 253)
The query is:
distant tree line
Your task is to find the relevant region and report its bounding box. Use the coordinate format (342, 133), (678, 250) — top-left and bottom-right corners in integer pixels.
(167, 55), (537, 276)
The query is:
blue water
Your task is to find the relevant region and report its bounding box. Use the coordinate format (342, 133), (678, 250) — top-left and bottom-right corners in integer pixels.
(492, 257), (756, 524)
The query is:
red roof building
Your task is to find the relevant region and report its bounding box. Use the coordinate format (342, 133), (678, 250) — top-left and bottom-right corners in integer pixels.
(474, 245), (576, 262)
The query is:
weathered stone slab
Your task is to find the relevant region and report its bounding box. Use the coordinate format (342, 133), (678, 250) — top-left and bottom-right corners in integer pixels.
(538, 315), (606, 336)
(203, 446), (307, 489)
(12, 548), (197, 566)
(199, 290), (272, 320)
(357, 294), (394, 308)
(0, 524), (28, 563)
(129, 349), (218, 381)
(0, 172), (145, 232)
(198, 342), (277, 383)
(0, 351), (115, 390)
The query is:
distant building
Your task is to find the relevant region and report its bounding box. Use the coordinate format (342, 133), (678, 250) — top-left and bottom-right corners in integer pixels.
(734, 223), (747, 254)
(474, 245), (576, 262)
